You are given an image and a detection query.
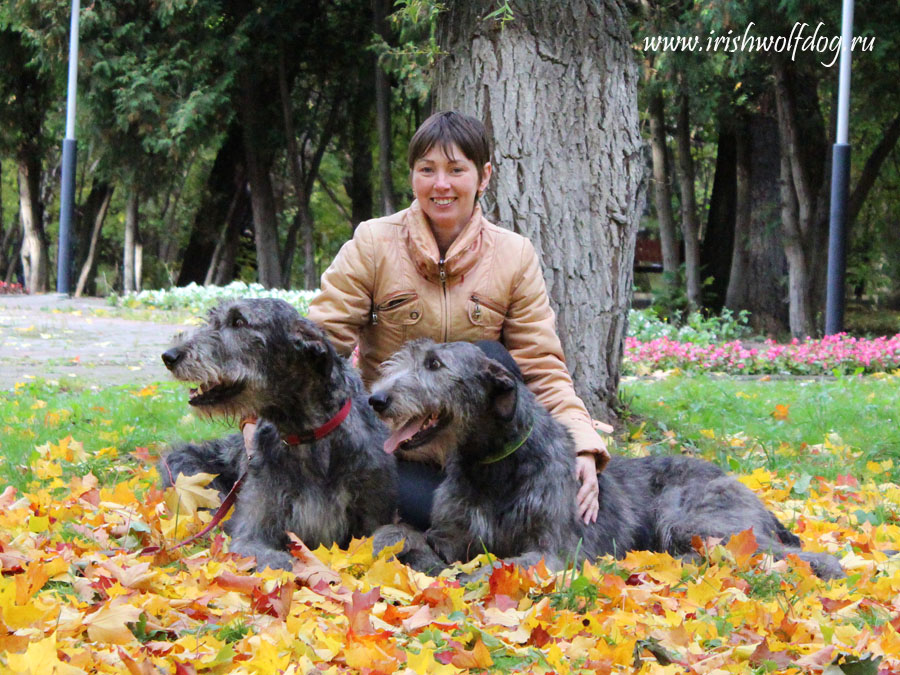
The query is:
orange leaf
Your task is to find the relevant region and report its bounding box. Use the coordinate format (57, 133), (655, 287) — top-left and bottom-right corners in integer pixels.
(771, 404), (790, 421)
(725, 528), (758, 567)
(450, 640), (493, 669)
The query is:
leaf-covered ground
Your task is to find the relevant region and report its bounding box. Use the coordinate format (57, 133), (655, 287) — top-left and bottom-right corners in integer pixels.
(2, 427), (900, 675)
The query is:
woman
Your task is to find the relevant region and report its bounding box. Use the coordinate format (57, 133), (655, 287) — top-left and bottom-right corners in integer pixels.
(249, 111), (609, 527)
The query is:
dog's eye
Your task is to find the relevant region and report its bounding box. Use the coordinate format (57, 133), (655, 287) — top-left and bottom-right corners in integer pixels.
(231, 315), (247, 328)
(425, 356), (443, 371)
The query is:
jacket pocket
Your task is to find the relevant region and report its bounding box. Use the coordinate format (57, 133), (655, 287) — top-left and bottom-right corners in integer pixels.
(373, 291), (423, 326)
(467, 294), (506, 338)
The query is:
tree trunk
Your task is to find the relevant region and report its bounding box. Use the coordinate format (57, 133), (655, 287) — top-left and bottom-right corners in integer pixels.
(725, 112), (789, 334)
(373, 0), (396, 216)
(177, 128), (246, 286)
(725, 121), (750, 310)
(17, 155), (49, 293)
(238, 70), (282, 289)
(74, 183), (114, 297)
(647, 89), (679, 276)
(773, 57), (826, 337)
(675, 88), (701, 308)
(123, 190), (140, 293)
(346, 83), (374, 228)
(436, 0), (644, 420)
(701, 116), (737, 312)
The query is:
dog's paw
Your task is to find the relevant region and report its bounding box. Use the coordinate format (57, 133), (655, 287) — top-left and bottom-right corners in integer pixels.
(797, 552), (846, 580)
(252, 549), (297, 571)
(372, 524), (415, 557)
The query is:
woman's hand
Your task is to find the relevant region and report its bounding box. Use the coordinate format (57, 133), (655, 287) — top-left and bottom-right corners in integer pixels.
(575, 454), (599, 524)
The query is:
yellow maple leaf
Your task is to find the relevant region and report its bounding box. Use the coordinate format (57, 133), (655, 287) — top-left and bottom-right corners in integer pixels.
(83, 601), (143, 644)
(164, 472), (221, 516)
(5, 634), (85, 674)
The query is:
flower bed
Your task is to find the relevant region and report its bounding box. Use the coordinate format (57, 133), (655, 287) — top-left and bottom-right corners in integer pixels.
(625, 333), (900, 375)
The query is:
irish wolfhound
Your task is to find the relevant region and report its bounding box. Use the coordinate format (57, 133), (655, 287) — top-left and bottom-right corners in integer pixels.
(369, 340), (844, 580)
(159, 298), (396, 570)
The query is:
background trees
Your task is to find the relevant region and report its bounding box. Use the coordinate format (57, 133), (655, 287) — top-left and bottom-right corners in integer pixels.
(1, 1), (898, 413)
(634, 0), (900, 336)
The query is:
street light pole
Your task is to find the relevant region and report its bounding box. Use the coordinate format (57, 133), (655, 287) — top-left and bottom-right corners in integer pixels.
(825, 0), (854, 335)
(56, 0), (81, 296)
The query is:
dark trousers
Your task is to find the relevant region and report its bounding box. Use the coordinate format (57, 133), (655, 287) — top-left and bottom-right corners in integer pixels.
(394, 340), (523, 530)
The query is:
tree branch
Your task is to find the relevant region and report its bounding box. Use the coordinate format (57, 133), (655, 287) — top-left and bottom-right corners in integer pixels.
(848, 112), (900, 227)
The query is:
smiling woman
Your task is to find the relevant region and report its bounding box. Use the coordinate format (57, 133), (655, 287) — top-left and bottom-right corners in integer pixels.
(273, 111), (612, 530)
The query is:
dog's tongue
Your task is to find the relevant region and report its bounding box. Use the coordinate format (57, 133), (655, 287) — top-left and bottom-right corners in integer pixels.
(383, 415), (429, 454)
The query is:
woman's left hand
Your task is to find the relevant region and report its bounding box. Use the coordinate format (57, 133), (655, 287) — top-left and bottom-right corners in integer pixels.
(575, 454), (599, 524)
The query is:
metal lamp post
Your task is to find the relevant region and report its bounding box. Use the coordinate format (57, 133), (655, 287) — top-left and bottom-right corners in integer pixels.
(825, 0), (855, 335)
(56, 0), (80, 296)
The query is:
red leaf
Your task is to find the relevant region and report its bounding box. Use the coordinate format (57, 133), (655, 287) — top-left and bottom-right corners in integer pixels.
(345, 587), (381, 636)
(251, 583), (292, 619)
(748, 640), (793, 669)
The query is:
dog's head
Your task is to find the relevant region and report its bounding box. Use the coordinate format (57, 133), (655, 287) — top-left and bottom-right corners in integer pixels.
(162, 298), (333, 419)
(368, 340), (522, 460)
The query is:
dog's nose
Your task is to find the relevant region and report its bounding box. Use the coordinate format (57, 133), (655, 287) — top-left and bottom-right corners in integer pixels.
(161, 348), (183, 370)
(368, 391), (391, 414)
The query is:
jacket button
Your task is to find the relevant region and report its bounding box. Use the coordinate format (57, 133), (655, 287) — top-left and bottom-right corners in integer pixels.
(410, 311), (419, 319)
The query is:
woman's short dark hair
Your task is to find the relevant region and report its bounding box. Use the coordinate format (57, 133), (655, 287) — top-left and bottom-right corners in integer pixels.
(407, 111), (491, 182)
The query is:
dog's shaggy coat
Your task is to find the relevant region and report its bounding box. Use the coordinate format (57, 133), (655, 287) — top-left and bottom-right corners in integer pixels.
(369, 340), (844, 580)
(160, 298), (396, 570)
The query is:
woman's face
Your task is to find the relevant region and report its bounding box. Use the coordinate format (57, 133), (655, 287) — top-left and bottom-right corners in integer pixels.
(411, 142), (491, 239)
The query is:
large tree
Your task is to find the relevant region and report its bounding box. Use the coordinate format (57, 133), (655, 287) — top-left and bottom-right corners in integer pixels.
(435, 0), (644, 420)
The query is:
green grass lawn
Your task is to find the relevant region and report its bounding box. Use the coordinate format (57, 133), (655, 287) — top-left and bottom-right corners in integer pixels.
(0, 378), (229, 490)
(620, 373), (900, 483)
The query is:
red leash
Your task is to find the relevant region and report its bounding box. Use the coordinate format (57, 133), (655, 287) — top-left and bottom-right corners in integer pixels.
(166, 399), (352, 549)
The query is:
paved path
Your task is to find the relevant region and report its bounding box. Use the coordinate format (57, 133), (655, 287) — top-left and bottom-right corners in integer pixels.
(0, 294), (192, 390)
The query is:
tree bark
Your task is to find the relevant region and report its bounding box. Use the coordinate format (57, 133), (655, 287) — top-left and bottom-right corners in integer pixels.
(725, 121), (750, 310)
(725, 112), (789, 334)
(647, 88), (679, 276)
(17, 155), (49, 293)
(675, 88), (702, 308)
(238, 70), (282, 289)
(177, 127), (245, 286)
(701, 115), (737, 312)
(436, 0), (644, 419)
(373, 0), (396, 216)
(772, 58), (828, 337)
(123, 190), (140, 293)
(74, 183), (114, 297)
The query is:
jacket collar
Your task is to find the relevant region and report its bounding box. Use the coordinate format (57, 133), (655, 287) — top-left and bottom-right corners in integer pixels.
(405, 200), (485, 283)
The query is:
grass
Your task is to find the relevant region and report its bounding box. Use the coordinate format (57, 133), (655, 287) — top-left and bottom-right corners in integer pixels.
(620, 372), (900, 483)
(0, 378), (229, 490)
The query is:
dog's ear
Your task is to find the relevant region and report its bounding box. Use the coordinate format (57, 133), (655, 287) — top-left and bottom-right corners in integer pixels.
(484, 360), (517, 420)
(290, 324), (334, 378)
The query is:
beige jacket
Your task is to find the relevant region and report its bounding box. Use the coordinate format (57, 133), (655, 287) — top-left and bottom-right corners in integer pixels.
(307, 201), (608, 466)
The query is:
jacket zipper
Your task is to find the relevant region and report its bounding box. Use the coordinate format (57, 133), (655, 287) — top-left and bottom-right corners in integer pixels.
(471, 294), (506, 321)
(439, 259), (448, 341)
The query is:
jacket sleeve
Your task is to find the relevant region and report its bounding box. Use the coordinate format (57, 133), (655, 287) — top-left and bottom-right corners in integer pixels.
(306, 222), (376, 357)
(502, 237), (609, 468)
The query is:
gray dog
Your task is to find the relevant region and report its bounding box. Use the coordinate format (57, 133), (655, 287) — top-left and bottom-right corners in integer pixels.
(369, 340), (844, 580)
(159, 298), (396, 570)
